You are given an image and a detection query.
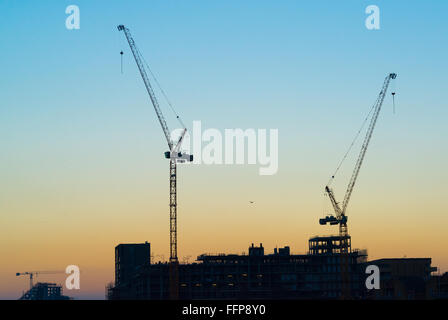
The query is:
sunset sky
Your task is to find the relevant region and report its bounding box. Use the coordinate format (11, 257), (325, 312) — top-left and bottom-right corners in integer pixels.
(1, 0), (447, 299)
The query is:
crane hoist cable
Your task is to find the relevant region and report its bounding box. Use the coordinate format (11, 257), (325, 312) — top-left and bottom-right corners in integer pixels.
(391, 77), (397, 114)
(120, 51), (124, 74)
(392, 92), (396, 114)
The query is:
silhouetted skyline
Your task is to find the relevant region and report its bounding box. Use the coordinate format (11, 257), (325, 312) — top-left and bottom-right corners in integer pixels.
(1, 1), (447, 299)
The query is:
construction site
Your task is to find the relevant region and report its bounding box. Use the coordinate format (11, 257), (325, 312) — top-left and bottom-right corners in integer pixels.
(103, 26), (446, 300)
(107, 241), (443, 300)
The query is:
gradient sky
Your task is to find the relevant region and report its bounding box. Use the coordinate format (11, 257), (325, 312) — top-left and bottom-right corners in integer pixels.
(1, 0), (447, 299)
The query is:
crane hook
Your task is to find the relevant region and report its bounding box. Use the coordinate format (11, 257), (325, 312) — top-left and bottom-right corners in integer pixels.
(391, 92), (396, 114)
(120, 51), (124, 74)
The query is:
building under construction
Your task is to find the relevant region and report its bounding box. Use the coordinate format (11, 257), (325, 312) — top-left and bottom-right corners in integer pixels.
(111, 31), (441, 301)
(107, 238), (441, 300)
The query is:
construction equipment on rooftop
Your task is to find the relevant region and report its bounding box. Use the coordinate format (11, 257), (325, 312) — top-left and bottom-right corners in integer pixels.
(320, 73), (397, 299)
(118, 24), (192, 300)
(16, 270), (65, 291)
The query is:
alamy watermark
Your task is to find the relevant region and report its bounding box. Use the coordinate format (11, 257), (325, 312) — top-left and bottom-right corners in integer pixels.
(65, 5), (80, 30)
(171, 121), (278, 176)
(365, 265), (380, 289)
(64, 5), (381, 31)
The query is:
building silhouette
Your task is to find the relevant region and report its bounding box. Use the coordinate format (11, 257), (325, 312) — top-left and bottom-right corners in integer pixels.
(108, 236), (372, 299)
(112, 242), (151, 299)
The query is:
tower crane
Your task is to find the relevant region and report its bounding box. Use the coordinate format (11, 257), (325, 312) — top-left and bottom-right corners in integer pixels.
(320, 73), (397, 298)
(118, 25), (192, 300)
(16, 270), (65, 290)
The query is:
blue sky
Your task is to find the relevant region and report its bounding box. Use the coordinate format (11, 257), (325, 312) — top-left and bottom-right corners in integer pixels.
(1, 0), (447, 149)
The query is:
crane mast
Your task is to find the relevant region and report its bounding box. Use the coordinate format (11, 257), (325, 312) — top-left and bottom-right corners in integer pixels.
(118, 25), (192, 300)
(320, 73), (397, 299)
